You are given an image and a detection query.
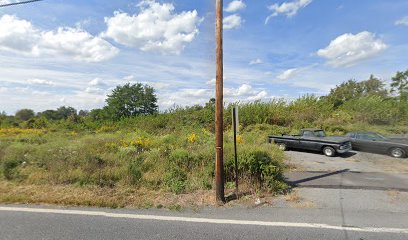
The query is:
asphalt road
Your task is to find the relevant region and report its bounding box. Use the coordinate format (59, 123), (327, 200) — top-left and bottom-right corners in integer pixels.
(1, 205), (407, 240)
(286, 150), (408, 173)
(285, 170), (408, 191)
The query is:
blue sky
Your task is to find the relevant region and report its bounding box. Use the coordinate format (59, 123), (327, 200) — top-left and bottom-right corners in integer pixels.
(0, 0), (407, 114)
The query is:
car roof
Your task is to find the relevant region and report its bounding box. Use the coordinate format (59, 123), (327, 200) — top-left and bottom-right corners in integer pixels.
(348, 132), (378, 134)
(302, 128), (323, 131)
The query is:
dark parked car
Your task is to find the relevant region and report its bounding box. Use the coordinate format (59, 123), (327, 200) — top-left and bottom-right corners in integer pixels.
(269, 128), (352, 157)
(345, 132), (408, 158)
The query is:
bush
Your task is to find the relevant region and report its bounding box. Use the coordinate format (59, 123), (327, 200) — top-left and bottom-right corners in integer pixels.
(340, 97), (402, 125)
(164, 167), (187, 194)
(3, 159), (22, 180)
(224, 142), (287, 192)
(128, 157), (143, 185)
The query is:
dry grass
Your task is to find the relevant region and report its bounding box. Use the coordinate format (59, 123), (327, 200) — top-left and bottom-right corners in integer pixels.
(285, 190), (302, 203)
(387, 190), (408, 203)
(0, 182), (287, 210)
(387, 190), (400, 201)
(0, 182), (216, 209)
(284, 190), (315, 209)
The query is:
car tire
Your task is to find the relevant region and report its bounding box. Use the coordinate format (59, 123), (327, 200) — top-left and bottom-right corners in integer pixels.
(277, 143), (287, 151)
(389, 147), (406, 158)
(323, 146), (336, 157)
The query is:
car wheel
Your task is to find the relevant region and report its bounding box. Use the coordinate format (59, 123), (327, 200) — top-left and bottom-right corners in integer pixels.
(323, 146), (336, 157)
(390, 148), (406, 158)
(277, 143), (287, 151)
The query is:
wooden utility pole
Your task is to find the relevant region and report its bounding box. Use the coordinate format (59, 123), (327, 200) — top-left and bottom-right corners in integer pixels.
(215, 0), (225, 203)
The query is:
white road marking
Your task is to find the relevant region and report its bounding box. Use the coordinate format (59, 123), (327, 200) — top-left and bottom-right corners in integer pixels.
(1, 206), (407, 234)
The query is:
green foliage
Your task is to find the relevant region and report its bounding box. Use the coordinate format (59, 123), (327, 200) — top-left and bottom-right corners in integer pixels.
(164, 167), (187, 194)
(2, 159), (22, 180)
(224, 143), (286, 192)
(128, 157), (143, 185)
(37, 106), (77, 121)
(339, 96), (404, 125)
(105, 83), (158, 119)
(15, 109), (35, 121)
(391, 69), (408, 102)
(326, 76), (387, 108)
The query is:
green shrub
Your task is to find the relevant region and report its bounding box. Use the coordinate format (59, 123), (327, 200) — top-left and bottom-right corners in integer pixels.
(128, 157), (143, 185)
(3, 159), (22, 180)
(224, 143), (286, 192)
(164, 167), (187, 194)
(169, 149), (193, 169)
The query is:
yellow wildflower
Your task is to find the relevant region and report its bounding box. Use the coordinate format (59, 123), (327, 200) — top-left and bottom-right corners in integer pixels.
(236, 135), (243, 144)
(187, 133), (198, 143)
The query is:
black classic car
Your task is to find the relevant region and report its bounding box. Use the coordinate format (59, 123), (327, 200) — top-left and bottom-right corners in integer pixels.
(345, 132), (408, 158)
(269, 128), (352, 157)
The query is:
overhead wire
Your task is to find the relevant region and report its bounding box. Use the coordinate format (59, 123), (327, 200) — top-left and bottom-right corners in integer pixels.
(0, 0), (43, 8)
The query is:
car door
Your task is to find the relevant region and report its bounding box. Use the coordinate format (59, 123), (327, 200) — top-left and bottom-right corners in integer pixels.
(300, 131), (319, 150)
(354, 133), (384, 153)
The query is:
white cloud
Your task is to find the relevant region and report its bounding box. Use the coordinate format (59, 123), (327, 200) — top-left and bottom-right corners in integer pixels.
(102, 0), (201, 54)
(85, 87), (105, 94)
(158, 84), (269, 110)
(277, 68), (299, 80)
(276, 64), (318, 80)
(317, 31), (387, 67)
(27, 78), (55, 86)
(249, 58), (262, 65)
(265, 0), (312, 24)
(223, 14), (242, 30)
(0, 15), (118, 62)
(1, 0), (18, 4)
(123, 75), (135, 81)
(395, 16), (408, 26)
(247, 90), (268, 101)
(206, 78), (216, 85)
(0, 87), (8, 93)
(88, 78), (106, 87)
(225, 84), (267, 99)
(225, 0), (246, 13)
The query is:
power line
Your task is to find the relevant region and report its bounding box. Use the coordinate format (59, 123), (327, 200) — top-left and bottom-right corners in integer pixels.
(0, 0), (43, 8)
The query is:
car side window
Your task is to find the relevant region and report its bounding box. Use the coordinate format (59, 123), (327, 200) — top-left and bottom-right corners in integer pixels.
(346, 133), (355, 138)
(303, 131), (314, 137)
(357, 133), (377, 140)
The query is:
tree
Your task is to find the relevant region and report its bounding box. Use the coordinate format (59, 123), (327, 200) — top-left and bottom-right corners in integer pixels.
(38, 106), (77, 121)
(15, 109), (35, 121)
(38, 110), (60, 120)
(105, 83), (158, 119)
(391, 69), (408, 102)
(326, 75), (387, 108)
(56, 106), (77, 119)
(78, 110), (89, 117)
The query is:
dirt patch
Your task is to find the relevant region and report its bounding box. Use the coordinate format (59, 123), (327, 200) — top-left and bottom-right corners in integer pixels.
(387, 190), (408, 203)
(283, 190), (315, 209)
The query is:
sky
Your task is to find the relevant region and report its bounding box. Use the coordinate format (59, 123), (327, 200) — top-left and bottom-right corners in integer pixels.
(0, 0), (407, 114)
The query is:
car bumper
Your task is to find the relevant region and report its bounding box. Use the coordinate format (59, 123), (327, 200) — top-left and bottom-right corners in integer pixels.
(336, 146), (352, 154)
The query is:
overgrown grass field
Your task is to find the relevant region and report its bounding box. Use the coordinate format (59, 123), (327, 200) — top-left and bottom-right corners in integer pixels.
(1, 95), (408, 208)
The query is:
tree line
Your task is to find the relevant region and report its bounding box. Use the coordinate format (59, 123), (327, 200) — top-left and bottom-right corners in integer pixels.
(0, 69), (407, 129)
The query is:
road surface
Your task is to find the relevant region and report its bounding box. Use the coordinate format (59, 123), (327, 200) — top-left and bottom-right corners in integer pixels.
(0, 205), (407, 240)
(285, 170), (408, 191)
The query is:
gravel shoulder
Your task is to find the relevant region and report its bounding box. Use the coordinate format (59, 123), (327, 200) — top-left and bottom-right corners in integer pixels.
(285, 150), (408, 173)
